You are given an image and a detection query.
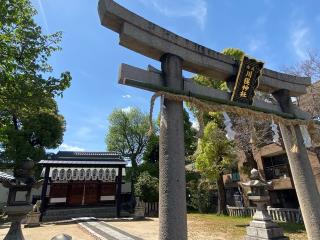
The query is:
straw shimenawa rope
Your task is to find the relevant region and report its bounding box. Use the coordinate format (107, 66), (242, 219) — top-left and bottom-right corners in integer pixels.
(148, 91), (320, 144)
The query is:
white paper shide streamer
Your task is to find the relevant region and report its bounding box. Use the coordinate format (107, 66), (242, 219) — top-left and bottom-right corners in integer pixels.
(300, 125), (312, 148)
(223, 112), (236, 140)
(271, 120), (279, 143)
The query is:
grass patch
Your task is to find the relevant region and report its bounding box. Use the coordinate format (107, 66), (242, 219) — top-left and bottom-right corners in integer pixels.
(187, 213), (307, 240)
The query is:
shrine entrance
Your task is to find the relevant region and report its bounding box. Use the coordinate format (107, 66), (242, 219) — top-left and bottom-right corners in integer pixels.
(39, 151), (126, 220)
(98, 0), (320, 239)
(66, 181), (103, 205)
(49, 181), (101, 206)
(68, 182), (84, 205)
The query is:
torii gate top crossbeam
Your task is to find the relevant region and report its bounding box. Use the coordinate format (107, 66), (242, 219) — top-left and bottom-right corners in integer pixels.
(98, 0), (310, 97)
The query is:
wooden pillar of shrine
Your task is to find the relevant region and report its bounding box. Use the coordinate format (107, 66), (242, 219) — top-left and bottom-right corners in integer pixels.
(40, 166), (50, 221)
(116, 167), (123, 218)
(159, 54), (187, 240)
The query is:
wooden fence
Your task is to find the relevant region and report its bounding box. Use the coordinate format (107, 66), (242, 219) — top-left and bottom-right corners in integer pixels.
(141, 203), (302, 223)
(227, 205), (303, 224)
(144, 202), (159, 217)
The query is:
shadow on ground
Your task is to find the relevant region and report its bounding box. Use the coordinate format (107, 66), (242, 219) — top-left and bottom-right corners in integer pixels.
(0, 224), (10, 230)
(234, 222), (306, 235)
(45, 217), (155, 226)
(235, 224), (249, 228)
(279, 222), (306, 234)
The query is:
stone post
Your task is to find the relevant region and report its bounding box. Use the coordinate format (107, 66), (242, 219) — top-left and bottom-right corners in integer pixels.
(273, 90), (320, 239)
(40, 166), (50, 221)
(159, 53), (187, 240)
(116, 167), (123, 218)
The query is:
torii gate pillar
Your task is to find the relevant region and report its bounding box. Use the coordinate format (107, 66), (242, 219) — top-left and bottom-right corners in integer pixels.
(273, 90), (320, 240)
(159, 54), (187, 240)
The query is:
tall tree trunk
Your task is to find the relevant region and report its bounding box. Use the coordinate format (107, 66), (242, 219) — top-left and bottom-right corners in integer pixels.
(130, 156), (138, 174)
(130, 155), (138, 199)
(216, 173), (227, 215)
(244, 148), (258, 169)
(12, 115), (19, 130)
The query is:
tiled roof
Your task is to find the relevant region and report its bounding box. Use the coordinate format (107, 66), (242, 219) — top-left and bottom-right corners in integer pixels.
(53, 151), (122, 160)
(40, 151), (126, 166)
(0, 171), (16, 184)
(39, 160), (126, 165)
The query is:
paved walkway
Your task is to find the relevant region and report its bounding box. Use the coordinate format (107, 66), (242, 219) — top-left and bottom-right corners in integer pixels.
(77, 218), (143, 240)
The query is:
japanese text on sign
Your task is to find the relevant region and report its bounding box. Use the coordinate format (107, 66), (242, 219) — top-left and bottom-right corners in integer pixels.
(231, 56), (264, 105)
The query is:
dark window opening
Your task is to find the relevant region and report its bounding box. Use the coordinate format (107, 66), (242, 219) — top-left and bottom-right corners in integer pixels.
(269, 189), (299, 208)
(262, 154), (291, 180)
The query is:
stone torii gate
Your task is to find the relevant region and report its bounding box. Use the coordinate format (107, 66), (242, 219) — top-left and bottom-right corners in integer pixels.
(98, 0), (320, 239)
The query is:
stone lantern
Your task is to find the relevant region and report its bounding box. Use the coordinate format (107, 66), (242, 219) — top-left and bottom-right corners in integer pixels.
(0, 159), (38, 240)
(241, 169), (288, 240)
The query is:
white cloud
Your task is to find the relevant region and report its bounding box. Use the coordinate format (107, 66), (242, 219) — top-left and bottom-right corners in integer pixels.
(254, 16), (267, 27)
(59, 143), (85, 152)
(291, 21), (310, 60)
(76, 126), (92, 138)
(191, 119), (200, 131)
(122, 94), (132, 99)
(138, 0), (207, 29)
(121, 106), (133, 113)
(36, 0), (50, 33)
(84, 117), (106, 129)
(248, 38), (265, 53)
(263, 0), (273, 8)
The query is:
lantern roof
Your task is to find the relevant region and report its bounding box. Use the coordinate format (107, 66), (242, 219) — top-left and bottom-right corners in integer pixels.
(0, 171), (16, 184)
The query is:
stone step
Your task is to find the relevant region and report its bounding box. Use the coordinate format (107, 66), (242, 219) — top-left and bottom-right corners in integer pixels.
(42, 207), (118, 222)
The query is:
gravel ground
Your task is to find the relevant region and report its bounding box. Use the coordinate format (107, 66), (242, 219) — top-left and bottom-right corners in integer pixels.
(0, 221), (95, 240)
(0, 214), (307, 240)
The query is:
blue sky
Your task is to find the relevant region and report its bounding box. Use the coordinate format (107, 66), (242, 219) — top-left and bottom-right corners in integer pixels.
(31, 0), (320, 152)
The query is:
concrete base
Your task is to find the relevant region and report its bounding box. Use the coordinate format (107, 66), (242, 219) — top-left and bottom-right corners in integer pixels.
(245, 220), (289, 240)
(133, 206), (145, 219)
(41, 206), (118, 222)
(253, 210), (272, 221)
(133, 198), (145, 219)
(24, 212), (40, 228)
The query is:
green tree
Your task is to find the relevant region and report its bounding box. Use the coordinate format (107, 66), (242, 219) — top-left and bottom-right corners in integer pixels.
(0, 0), (71, 174)
(140, 108), (197, 178)
(135, 171), (159, 202)
(191, 48), (260, 171)
(142, 133), (159, 165)
(195, 122), (236, 215)
(183, 108), (198, 157)
(139, 133), (159, 178)
(222, 48), (245, 61)
(106, 108), (150, 177)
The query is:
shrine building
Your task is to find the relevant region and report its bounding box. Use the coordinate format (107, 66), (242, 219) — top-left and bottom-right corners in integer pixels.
(39, 151), (128, 221)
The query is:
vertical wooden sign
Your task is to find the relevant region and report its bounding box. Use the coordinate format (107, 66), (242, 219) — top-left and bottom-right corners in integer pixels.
(231, 56), (264, 105)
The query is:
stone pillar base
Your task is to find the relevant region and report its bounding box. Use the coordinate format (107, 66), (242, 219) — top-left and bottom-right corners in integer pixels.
(245, 220), (289, 240)
(133, 206), (145, 219)
(133, 198), (145, 219)
(24, 212), (41, 228)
